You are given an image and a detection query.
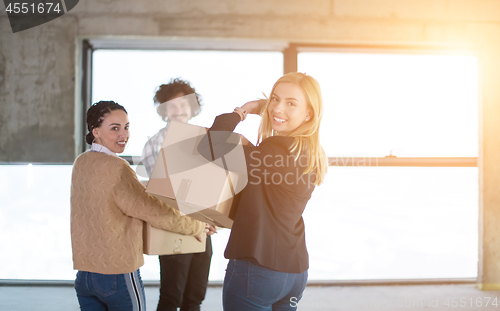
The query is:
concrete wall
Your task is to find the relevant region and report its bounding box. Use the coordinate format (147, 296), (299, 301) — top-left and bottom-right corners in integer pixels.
(1, 0), (500, 287)
(1, 0), (497, 162)
(0, 16), (77, 162)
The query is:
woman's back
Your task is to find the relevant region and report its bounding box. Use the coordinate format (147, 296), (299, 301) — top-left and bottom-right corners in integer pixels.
(225, 133), (315, 274)
(71, 151), (204, 274)
(71, 151), (146, 274)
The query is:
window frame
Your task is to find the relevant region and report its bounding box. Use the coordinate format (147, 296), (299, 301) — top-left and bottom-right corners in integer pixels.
(289, 42), (478, 168)
(82, 39), (478, 168)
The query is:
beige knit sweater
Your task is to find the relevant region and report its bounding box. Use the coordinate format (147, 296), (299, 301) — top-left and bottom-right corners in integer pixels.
(71, 151), (204, 274)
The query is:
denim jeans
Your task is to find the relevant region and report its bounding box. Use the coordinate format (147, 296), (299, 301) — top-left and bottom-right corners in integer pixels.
(74, 269), (146, 311)
(223, 259), (308, 311)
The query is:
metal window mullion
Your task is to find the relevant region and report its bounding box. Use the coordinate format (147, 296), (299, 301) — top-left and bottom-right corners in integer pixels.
(328, 157), (477, 167)
(81, 40), (94, 154)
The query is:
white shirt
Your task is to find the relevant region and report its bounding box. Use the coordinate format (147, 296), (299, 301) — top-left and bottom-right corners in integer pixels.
(91, 143), (118, 157)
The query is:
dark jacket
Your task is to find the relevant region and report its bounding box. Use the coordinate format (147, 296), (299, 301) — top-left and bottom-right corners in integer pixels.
(206, 112), (316, 273)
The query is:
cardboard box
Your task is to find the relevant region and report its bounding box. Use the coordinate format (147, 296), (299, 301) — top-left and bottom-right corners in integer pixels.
(140, 180), (206, 255)
(145, 121), (248, 229)
(143, 222), (206, 255)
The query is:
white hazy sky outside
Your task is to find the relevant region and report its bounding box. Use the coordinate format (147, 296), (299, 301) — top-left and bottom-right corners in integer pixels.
(93, 50), (478, 158)
(0, 165), (477, 281)
(0, 50), (480, 281)
(92, 50), (283, 154)
(298, 52), (478, 157)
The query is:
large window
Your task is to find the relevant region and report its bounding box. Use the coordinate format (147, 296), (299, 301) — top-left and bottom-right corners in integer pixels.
(299, 51), (478, 280)
(0, 42), (479, 282)
(299, 52), (478, 157)
(92, 49), (284, 281)
(92, 50), (284, 151)
(0, 164), (73, 280)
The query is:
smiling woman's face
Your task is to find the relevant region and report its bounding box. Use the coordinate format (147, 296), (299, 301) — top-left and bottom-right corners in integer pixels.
(92, 109), (130, 154)
(267, 82), (311, 136)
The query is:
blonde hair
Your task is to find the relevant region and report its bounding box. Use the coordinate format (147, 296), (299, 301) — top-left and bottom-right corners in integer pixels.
(258, 72), (327, 185)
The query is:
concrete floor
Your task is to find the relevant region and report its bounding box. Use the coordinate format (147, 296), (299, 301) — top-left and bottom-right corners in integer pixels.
(1, 283), (500, 311)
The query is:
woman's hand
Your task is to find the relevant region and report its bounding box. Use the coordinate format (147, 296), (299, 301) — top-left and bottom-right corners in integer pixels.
(206, 224), (217, 235)
(195, 224), (217, 242)
(241, 99), (267, 115)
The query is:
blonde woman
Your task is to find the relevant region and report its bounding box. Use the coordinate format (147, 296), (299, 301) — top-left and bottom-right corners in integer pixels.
(203, 72), (327, 310)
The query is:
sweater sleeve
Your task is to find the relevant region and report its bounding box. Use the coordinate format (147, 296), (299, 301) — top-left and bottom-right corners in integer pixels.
(113, 161), (205, 236)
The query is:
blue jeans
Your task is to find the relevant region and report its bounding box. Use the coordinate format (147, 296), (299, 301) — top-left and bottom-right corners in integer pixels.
(223, 259), (308, 311)
(74, 269), (146, 311)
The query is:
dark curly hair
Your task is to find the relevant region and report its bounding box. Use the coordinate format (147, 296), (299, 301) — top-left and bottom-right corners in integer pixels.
(85, 101), (127, 145)
(153, 78), (202, 121)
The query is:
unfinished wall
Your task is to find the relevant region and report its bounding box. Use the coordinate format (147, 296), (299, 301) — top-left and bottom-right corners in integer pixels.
(1, 0), (497, 162)
(1, 0), (500, 288)
(0, 16), (77, 162)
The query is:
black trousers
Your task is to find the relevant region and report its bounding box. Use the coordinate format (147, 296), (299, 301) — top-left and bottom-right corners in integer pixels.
(157, 236), (213, 311)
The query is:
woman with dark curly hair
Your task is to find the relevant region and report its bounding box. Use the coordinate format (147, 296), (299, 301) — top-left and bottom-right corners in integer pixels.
(71, 100), (206, 311)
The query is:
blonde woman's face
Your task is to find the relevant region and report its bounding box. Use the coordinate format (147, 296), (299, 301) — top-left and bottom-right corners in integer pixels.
(267, 82), (311, 136)
(92, 110), (130, 154)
